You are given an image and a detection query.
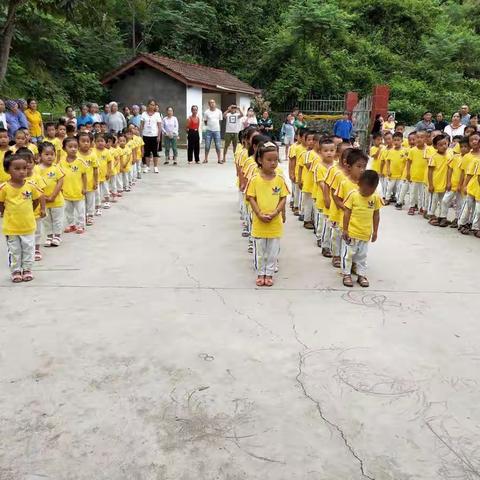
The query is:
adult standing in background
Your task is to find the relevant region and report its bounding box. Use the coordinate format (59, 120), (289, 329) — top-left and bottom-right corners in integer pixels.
(444, 112), (465, 140)
(129, 105), (142, 127)
(0, 99), (7, 130)
(203, 99), (222, 164)
(101, 104), (110, 123)
(415, 112), (435, 131)
(223, 104), (243, 163)
(140, 99), (162, 173)
(24, 99), (44, 143)
(434, 112), (448, 131)
(77, 104), (93, 128)
(371, 114), (383, 134)
(123, 106), (133, 124)
(89, 103), (103, 124)
(107, 102), (127, 133)
(5, 100), (28, 140)
(293, 112), (307, 130)
(186, 105), (201, 164)
(64, 106), (77, 126)
(242, 107), (258, 130)
(382, 114), (396, 133)
(460, 105), (471, 125)
(333, 111), (353, 142)
(258, 111), (274, 139)
(469, 113), (479, 131)
(280, 113), (295, 160)
(162, 106), (179, 165)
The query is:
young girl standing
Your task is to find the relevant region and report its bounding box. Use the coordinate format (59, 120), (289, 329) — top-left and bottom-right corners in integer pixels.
(59, 137), (87, 234)
(76, 132), (98, 225)
(246, 141), (289, 287)
(0, 152), (44, 282)
(37, 142), (65, 246)
(94, 133), (113, 211)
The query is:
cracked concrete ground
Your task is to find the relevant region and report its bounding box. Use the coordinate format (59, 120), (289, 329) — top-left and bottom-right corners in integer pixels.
(1, 150), (479, 480)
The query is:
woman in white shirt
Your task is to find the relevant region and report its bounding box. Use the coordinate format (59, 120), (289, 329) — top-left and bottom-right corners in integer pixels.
(162, 106), (179, 165)
(242, 107), (258, 129)
(0, 99), (8, 130)
(444, 112), (466, 141)
(140, 99), (162, 173)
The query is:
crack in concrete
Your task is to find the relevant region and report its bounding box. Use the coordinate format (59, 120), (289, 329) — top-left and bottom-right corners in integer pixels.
(184, 265), (201, 288)
(295, 352), (375, 480)
(287, 301), (309, 350)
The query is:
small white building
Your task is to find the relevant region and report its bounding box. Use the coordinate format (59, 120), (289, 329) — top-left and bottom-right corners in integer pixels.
(102, 53), (260, 142)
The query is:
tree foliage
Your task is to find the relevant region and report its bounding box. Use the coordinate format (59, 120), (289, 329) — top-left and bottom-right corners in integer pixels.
(1, 0), (480, 122)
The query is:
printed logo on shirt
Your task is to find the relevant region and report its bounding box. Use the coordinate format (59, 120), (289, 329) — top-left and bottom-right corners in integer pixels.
(368, 200), (375, 209)
(47, 171), (56, 178)
(272, 186), (281, 195)
(22, 190), (33, 200)
(71, 165), (79, 172)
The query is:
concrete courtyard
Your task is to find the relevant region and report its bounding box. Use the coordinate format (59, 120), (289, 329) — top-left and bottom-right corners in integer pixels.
(0, 150), (479, 480)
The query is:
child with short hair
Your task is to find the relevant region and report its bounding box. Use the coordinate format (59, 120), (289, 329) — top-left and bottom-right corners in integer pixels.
(94, 133), (113, 211)
(246, 141), (288, 287)
(427, 133), (450, 225)
(77, 132), (98, 224)
(292, 128), (307, 217)
(125, 128), (138, 184)
(0, 152), (44, 282)
(37, 141), (64, 247)
(385, 132), (408, 206)
(341, 169), (382, 288)
(55, 123), (67, 164)
(59, 137), (87, 234)
(404, 130), (428, 215)
(369, 133), (384, 174)
(118, 133), (133, 192)
(297, 130), (317, 229)
(378, 131), (393, 199)
(106, 134), (120, 202)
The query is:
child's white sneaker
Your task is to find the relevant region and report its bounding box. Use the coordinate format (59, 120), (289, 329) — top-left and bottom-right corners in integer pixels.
(95, 208), (102, 216)
(154, 167), (159, 173)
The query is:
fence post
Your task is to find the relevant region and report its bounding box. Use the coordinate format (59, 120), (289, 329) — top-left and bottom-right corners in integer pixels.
(344, 92), (358, 116)
(371, 85), (390, 124)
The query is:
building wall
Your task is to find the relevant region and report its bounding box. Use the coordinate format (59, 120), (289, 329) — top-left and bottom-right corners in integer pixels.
(186, 86), (203, 140)
(236, 94), (253, 115)
(108, 67), (187, 142)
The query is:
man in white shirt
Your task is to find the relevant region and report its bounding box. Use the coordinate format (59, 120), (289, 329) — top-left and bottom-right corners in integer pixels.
(222, 104), (243, 163)
(203, 99), (223, 164)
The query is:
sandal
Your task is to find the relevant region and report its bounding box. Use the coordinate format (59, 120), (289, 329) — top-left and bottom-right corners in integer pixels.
(459, 226), (470, 235)
(86, 217), (94, 226)
(428, 217), (439, 226)
(51, 236), (61, 247)
(256, 276), (265, 287)
(332, 256), (341, 268)
(407, 207), (415, 216)
(22, 270), (34, 282)
(11, 271), (23, 283)
(64, 225), (76, 233)
(34, 250), (42, 261)
(343, 275), (353, 287)
(44, 237), (52, 247)
(264, 276), (274, 287)
(76, 227), (85, 234)
(322, 248), (333, 258)
(449, 218), (458, 228)
(438, 218), (449, 227)
(357, 276), (370, 288)
(303, 221), (314, 230)
(202, 160), (208, 164)
(474, 230), (480, 238)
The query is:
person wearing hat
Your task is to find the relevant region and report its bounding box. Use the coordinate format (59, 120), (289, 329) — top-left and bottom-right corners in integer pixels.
(5, 100), (28, 140)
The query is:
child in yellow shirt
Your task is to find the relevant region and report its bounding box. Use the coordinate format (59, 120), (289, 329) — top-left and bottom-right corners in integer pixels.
(341, 170), (382, 288)
(94, 133), (113, 210)
(77, 132), (99, 224)
(369, 133), (384, 174)
(37, 142), (64, 247)
(385, 132), (408, 205)
(59, 137), (87, 234)
(246, 141), (288, 287)
(427, 133), (450, 224)
(0, 128), (11, 184)
(0, 152), (44, 282)
(404, 130), (428, 215)
(106, 134), (120, 201)
(297, 131), (316, 229)
(378, 131), (393, 199)
(290, 129), (307, 216)
(126, 129), (138, 187)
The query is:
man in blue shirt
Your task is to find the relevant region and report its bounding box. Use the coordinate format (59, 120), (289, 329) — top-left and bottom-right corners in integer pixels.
(333, 112), (353, 141)
(76, 104), (93, 127)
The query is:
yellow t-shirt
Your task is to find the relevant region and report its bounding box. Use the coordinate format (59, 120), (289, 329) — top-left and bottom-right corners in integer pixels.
(59, 157), (87, 201)
(242, 156), (257, 177)
(77, 150), (99, 192)
(289, 143), (298, 160)
(94, 148), (113, 183)
(369, 145), (384, 173)
(119, 145), (133, 173)
(344, 190), (382, 241)
(10, 143), (38, 156)
(408, 147), (428, 183)
(109, 147), (121, 175)
(246, 173), (289, 238)
(402, 138), (409, 148)
(302, 150), (318, 194)
(464, 152), (480, 178)
(386, 148), (408, 180)
(294, 145), (306, 181)
(24, 109), (43, 137)
(27, 171), (46, 219)
(234, 143), (243, 162)
(328, 168), (346, 224)
(0, 149), (11, 183)
(134, 135), (144, 160)
(37, 164), (65, 208)
(0, 180), (42, 235)
(44, 136), (63, 156)
(428, 152), (450, 193)
(378, 147), (391, 176)
(335, 177), (358, 228)
(448, 155), (463, 191)
(127, 139), (137, 163)
(238, 149), (249, 170)
(314, 161), (330, 210)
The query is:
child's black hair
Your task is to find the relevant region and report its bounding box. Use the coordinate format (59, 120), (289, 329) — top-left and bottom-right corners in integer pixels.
(255, 140), (278, 166)
(77, 131), (92, 142)
(3, 151), (24, 172)
(345, 148), (368, 166)
(94, 133), (106, 141)
(0, 127), (7, 135)
(359, 169), (379, 189)
(433, 133), (448, 147)
(395, 122), (406, 128)
(319, 136), (335, 146)
(45, 122), (56, 131)
(117, 133), (127, 141)
(100, 121), (107, 126)
(84, 121), (93, 126)
(248, 134), (269, 157)
(297, 127), (308, 138)
(452, 135), (464, 142)
(392, 132), (404, 140)
(15, 129), (27, 137)
(372, 132), (383, 140)
(38, 141), (55, 154)
(66, 124), (76, 135)
(15, 147), (34, 162)
(63, 136), (78, 149)
(304, 129), (316, 140)
(383, 131), (393, 137)
(105, 133), (115, 143)
(459, 136), (470, 146)
(408, 131), (417, 138)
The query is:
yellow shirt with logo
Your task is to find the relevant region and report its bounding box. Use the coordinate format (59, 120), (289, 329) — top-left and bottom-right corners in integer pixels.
(448, 155), (463, 191)
(77, 150), (98, 192)
(94, 148), (113, 183)
(369, 145), (384, 173)
(0, 180), (42, 235)
(118, 145), (133, 173)
(386, 148), (408, 180)
(344, 190), (382, 241)
(327, 168), (346, 224)
(335, 177), (358, 228)
(294, 145), (306, 182)
(428, 152), (451, 193)
(0, 149), (11, 183)
(246, 173), (289, 238)
(27, 171), (46, 219)
(37, 164), (65, 208)
(314, 161), (330, 210)
(302, 150), (318, 194)
(408, 147), (428, 183)
(59, 157), (87, 201)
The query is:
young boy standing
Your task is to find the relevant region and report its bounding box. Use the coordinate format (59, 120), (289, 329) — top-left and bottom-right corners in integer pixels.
(385, 132), (408, 205)
(341, 170), (382, 288)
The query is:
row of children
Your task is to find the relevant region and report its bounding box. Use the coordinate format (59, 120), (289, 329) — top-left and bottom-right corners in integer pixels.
(234, 126), (382, 288)
(369, 127), (480, 235)
(0, 123), (146, 282)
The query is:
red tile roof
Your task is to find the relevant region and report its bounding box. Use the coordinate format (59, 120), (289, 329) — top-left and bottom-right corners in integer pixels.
(102, 53), (260, 95)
